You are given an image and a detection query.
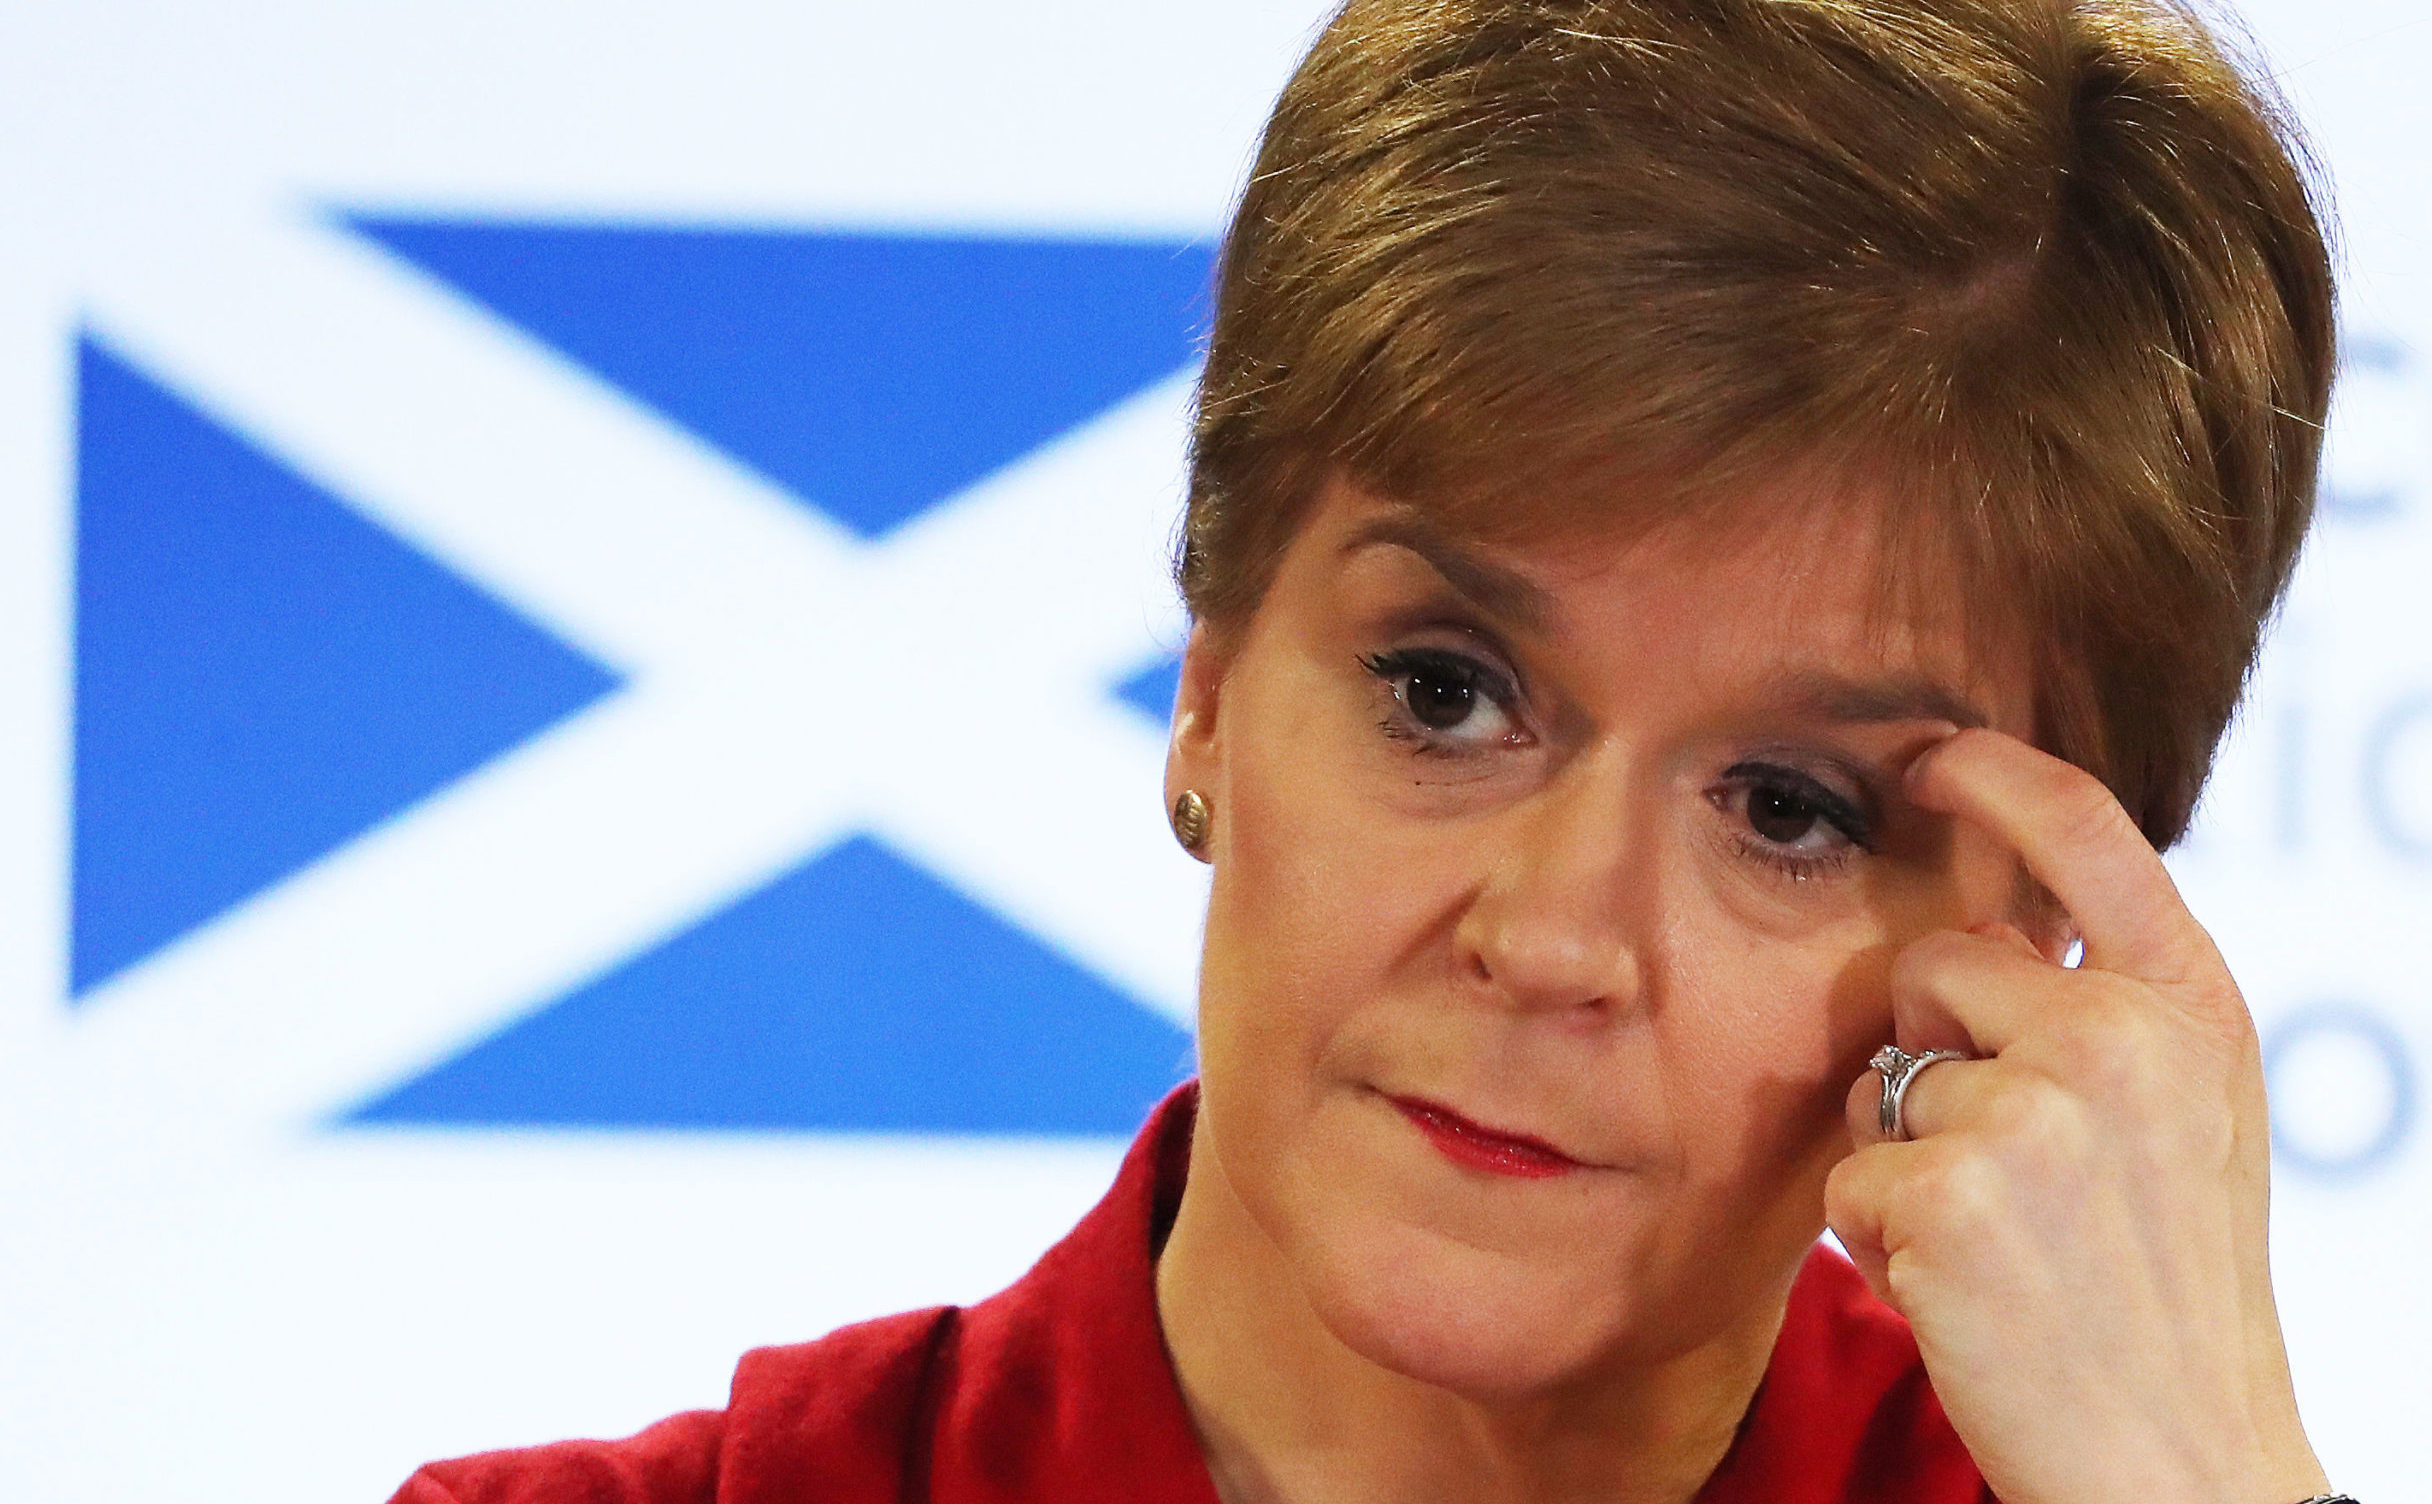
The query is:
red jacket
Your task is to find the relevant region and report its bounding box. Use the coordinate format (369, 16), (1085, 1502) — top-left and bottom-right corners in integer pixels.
(392, 1085), (1988, 1503)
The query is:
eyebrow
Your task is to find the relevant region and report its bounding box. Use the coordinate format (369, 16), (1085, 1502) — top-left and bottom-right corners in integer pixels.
(1340, 513), (1994, 731)
(1339, 514), (1556, 634)
(1775, 671), (1991, 730)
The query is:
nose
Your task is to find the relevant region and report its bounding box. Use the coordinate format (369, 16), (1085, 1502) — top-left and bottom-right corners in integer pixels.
(1452, 754), (1648, 1018)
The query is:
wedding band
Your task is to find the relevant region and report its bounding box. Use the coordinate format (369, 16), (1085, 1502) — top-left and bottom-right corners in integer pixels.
(1870, 1045), (1972, 1142)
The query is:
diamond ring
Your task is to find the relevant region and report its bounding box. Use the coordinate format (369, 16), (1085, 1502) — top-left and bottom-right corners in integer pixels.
(1869, 1045), (1973, 1142)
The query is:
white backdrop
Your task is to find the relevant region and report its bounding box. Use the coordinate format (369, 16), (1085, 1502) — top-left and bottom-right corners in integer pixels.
(0, 2), (2422, 1500)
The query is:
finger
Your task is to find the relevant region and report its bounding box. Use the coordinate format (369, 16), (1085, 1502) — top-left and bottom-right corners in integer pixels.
(1906, 729), (2209, 983)
(1888, 925), (2072, 1059)
(1970, 919), (2047, 961)
(1822, 1147), (1899, 1305)
(1845, 1051), (1996, 1147)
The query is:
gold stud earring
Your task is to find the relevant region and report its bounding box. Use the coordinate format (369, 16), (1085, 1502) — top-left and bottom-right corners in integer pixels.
(1170, 790), (1211, 855)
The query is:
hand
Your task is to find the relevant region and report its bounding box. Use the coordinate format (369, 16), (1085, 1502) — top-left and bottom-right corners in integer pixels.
(1823, 729), (2329, 1504)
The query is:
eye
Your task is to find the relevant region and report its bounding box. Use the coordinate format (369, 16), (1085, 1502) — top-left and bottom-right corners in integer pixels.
(1717, 761), (1876, 874)
(1360, 647), (1524, 751)
(1747, 783), (1833, 846)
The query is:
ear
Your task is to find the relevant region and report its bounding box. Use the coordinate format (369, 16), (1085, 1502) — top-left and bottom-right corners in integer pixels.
(1162, 623), (1230, 856)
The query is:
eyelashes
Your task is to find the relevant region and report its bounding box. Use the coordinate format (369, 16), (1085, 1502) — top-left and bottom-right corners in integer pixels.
(1355, 643), (1885, 883)
(1358, 646), (1525, 752)
(1714, 761), (1879, 880)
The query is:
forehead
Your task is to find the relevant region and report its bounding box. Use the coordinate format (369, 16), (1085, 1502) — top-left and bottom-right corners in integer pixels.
(1301, 472), (2033, 736)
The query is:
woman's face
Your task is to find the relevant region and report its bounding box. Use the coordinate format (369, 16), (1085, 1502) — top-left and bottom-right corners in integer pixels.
(1166, 472), (2038, 1400)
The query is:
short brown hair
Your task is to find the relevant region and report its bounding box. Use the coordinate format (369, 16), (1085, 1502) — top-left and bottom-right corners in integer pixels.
(1180, 0), (2335, 848)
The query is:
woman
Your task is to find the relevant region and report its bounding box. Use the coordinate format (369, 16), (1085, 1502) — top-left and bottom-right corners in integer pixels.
(393, 1), (2350, 1501)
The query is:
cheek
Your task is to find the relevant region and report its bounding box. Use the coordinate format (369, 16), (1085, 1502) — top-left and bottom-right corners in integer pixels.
(1649, 825), (2012, 1194)
(1195, 679), (1498, 1127)
(1652, 913), (1902, 1179)
(1197, 693), (1417, 1081)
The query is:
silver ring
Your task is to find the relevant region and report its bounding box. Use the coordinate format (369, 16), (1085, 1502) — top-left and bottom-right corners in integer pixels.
(1870, 1045), (1971, 1142)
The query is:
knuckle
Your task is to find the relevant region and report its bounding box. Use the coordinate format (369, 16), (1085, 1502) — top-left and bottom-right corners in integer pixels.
(1882, 1246), (1931, 1311)
(1825, 1147), (1906, 1243)
(1983, 1071), (2073, 1144)
(1897, 1143), (2005, 1241)
(1844, 1071), (1882, 1139)
(2048, 769), (2138, 854)
(1822, 1154), (1868, 1224)
(2040, 983), (2167, 1098)
(2026, 989), (2253, 1169)
(1981, 1075), (2095, 1183)
(1889, 928), (1971, 999)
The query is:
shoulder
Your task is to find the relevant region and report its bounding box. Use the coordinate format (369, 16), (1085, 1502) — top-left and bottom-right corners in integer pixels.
(1698, 1245), (1991, 1504)
(386, 1307), (958, 1504)
(385, 1086), (1211, 1504)
(386, 1407), (728, 1504)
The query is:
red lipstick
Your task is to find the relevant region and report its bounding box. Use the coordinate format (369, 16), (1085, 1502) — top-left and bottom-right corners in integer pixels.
(1392, 1097), (1582, 1179)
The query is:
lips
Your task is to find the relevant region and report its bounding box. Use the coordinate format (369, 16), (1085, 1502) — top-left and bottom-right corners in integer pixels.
(1390, 1095), (1584, 1179)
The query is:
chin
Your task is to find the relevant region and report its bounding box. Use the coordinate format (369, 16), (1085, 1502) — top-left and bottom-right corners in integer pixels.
(1296, 1218), (1642, 1404)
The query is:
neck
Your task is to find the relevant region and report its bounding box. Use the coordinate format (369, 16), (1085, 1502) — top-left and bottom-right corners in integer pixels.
(1154, 1122), (1787, 1504)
